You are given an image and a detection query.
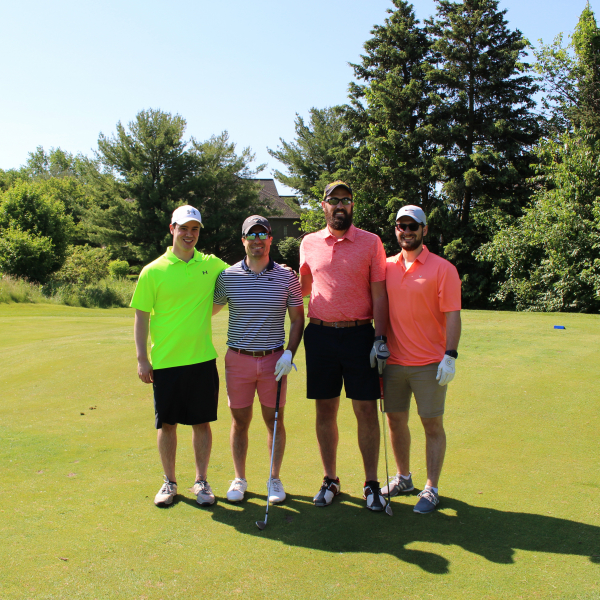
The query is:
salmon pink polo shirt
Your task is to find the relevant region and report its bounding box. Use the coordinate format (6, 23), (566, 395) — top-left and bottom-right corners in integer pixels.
(299, 224), (387, 322)
(386, 246), (461, 366)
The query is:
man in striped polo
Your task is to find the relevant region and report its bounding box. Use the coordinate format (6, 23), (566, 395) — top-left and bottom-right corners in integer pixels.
(213, 215), (305, 504)
(299, 181), (390, 512)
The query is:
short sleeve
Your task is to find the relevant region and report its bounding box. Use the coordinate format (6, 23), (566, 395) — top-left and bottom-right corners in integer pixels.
(299, 238), (311, 276)
(286, 271), (304, 307)
(213, 272), (228, 306)
(369, 236), (387, 283)
(438, 263), (462, 312)
(130, 267), (155, 312)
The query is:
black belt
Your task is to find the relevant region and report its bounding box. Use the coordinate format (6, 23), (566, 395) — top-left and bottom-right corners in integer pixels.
(309, 318), (372, 328)
(228, 345), (284, 357)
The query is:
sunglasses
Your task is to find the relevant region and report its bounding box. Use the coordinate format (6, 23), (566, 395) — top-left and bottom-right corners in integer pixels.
(244, 232), (270, 240)
(325, 197), (353, 206)
(395, 222), (422, 232)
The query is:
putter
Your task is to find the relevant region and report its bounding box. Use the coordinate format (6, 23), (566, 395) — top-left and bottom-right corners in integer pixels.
(379, 376), (393, 516)
(256, 378), (283, 530)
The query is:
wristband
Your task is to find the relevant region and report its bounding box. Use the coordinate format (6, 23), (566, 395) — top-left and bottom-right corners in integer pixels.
(445, 350), (458, 359)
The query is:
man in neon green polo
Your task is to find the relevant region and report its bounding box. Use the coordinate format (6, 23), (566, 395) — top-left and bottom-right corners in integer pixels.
(131, 205), (228, 507)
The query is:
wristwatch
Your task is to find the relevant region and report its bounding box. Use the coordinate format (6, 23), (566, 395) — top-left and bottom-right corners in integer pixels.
(445, 350), (458, 359)
(375, 335), (387, 342)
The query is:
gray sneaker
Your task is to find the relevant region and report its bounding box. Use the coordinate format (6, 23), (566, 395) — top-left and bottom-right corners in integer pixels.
(414, 488), (439, 514)
(381, 473), (414, 497)
(193, 480), (215, 506)
(154, 476), (177, 506)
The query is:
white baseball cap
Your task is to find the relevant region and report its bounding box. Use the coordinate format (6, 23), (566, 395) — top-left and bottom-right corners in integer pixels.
(396, 205), (427, 226)
(171, 205), (203, 227)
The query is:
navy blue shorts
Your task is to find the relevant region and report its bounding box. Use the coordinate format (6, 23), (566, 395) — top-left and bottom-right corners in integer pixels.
(152, 359), (219, 429)
(304, 323), (379, 401)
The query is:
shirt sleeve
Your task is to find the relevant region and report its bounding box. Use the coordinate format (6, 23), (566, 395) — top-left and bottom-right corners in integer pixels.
(286, 271), (304, 307)
(130, 267), (155, 312)
(438, 263), (462, 312)
(213, 271), (228, 306)
(299, 237), (311, 276)
(370, 236), (387, 283)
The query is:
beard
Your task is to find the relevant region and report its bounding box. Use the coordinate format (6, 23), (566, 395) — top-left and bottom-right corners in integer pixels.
(398, 231), (423, 251)
(326, 208), (353, 231)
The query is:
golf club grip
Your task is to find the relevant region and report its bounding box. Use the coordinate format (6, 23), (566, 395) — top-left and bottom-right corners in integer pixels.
(275, 378), (282, 413)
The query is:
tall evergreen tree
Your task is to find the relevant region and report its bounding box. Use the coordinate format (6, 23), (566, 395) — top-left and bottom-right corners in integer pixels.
(424, 0), (540, 305)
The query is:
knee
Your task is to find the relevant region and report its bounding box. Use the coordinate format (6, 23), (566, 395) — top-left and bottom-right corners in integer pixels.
(354, 400), (378, 420)
(231, 417), (251, 433)
(161, 423), (177, 434)
(316, 401), (338, 422)
(422, 418), (445, 438)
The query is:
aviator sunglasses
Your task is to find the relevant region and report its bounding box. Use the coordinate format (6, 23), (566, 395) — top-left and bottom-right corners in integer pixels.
(244, 232), (270, 240)
(325, 197), (353, 206)
(395, 222), (422, 232)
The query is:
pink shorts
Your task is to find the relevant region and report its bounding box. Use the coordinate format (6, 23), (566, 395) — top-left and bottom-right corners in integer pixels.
(225, 348), (287, 409)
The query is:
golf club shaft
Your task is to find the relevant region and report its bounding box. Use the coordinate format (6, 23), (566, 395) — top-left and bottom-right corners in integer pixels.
(260, 378), (283, 527)
(379, 376), (393, 516)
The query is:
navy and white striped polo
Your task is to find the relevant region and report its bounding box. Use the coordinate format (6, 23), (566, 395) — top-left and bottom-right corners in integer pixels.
(213, 258), (303, 351)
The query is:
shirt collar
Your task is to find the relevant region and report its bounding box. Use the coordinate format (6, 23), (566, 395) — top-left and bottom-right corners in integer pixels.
(321, 223), (357, 242)
(165, 247), (201, 264)
(241, 257), (274, 273)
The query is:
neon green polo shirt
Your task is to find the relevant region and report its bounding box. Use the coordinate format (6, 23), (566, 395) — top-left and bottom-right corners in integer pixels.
(130, 247), (228, 369)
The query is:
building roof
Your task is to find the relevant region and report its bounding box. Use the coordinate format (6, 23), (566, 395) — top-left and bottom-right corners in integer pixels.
(251, 179), (301, 219)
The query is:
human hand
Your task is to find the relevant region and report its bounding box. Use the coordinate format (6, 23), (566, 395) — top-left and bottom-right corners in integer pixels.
(370, 339), (390, 375)
(436, 355), (455, 386)
(138, 358), (154, 384)
(274, 349), (297, 381)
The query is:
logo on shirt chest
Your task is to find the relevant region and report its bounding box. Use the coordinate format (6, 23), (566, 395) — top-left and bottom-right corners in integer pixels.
(203, 271), (208, 275)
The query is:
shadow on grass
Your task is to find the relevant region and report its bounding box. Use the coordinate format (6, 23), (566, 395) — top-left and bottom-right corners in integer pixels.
(205, 493), (600, 574)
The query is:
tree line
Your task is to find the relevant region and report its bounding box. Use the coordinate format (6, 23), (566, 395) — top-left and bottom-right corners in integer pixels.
(0, 110), (274, 287)
(269, 0), (600, 312)
(2, 0), (600, 312)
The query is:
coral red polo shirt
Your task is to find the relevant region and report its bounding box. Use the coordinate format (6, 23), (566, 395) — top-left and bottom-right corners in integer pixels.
(386, 246), (461, 366)
(299, 224), (387, 322)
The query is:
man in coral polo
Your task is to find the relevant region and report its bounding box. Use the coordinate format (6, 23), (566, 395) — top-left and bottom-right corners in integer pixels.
(299, 180), (390, 512)
(382, 205), (461, 514)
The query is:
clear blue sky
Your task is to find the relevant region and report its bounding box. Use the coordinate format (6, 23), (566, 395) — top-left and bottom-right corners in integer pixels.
(0, 0), (594, 193)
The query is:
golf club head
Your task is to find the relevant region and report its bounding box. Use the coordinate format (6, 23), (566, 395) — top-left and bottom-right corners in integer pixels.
(256, 520), (267, 530)
(385, 504), (393, 516)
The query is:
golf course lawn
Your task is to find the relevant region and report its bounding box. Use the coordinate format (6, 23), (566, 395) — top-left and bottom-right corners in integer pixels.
(0, 303), (598, 599)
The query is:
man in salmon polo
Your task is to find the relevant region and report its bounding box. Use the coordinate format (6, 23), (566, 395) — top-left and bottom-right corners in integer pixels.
(299, 180), (390, 512)
(381, 205), (462, 514)
(131, 205), (228, 508)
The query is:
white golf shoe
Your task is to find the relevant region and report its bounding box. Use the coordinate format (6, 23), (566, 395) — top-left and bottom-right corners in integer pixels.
(193, 480), (215, 506)
(154, 476), (177, 506)
(267, 478), (286, 504)
(227, 478), (248, 502)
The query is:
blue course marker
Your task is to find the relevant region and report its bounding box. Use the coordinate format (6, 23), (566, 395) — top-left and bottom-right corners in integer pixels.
(554, 325), (566, 329)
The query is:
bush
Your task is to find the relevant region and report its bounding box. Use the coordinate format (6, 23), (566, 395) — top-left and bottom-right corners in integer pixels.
(0, 181), (74, 282)
(277, 236), (302, 271)
(108, 259), (129, 279)
(52, 245), (111, 285)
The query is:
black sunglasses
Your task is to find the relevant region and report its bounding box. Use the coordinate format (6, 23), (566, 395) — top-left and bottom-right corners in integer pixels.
(395, 222), (422, 232)
(244, 232), (269, 240)
(325, 197), (353, 206)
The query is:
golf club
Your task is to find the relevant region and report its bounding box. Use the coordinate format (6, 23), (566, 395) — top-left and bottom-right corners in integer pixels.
(379, 376), (393, 517)
(256, 378), (283, 530)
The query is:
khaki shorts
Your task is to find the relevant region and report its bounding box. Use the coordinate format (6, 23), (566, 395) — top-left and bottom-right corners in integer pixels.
(382, 363), (446, 418)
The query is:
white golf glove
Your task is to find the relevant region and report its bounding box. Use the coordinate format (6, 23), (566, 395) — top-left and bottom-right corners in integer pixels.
(370, 339), (390, 375)
(436, 355), (456, 386)
(274, 350), (297, 382)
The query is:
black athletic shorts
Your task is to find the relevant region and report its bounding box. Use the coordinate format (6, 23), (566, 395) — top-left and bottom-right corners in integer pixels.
(152, 359), (219, 429)
(304, 323), (379, 401)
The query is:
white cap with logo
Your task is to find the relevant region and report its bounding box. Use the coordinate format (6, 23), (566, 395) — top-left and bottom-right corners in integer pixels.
(171, 205), (203, 227)
(396, 205), (427, 226)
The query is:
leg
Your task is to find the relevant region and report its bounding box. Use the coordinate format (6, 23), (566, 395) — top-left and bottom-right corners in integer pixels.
(230, 406), (253, 479)
(192, 422), (212, 482)
(421, 415), (446, 488)
(157, 423), (177, 482)
(261, 404), (286, 479)
(386, 411), (411, 476)
(316, 397), (340, 479)
(351, 399), (380, 481)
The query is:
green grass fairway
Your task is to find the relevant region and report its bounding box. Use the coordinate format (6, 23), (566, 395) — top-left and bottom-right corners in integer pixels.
(1, 304), (599, 599)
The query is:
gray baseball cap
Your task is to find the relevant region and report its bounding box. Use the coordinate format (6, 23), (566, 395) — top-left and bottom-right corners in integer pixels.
(396, 205), (427, 226)
(242, 215), (272, 235)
